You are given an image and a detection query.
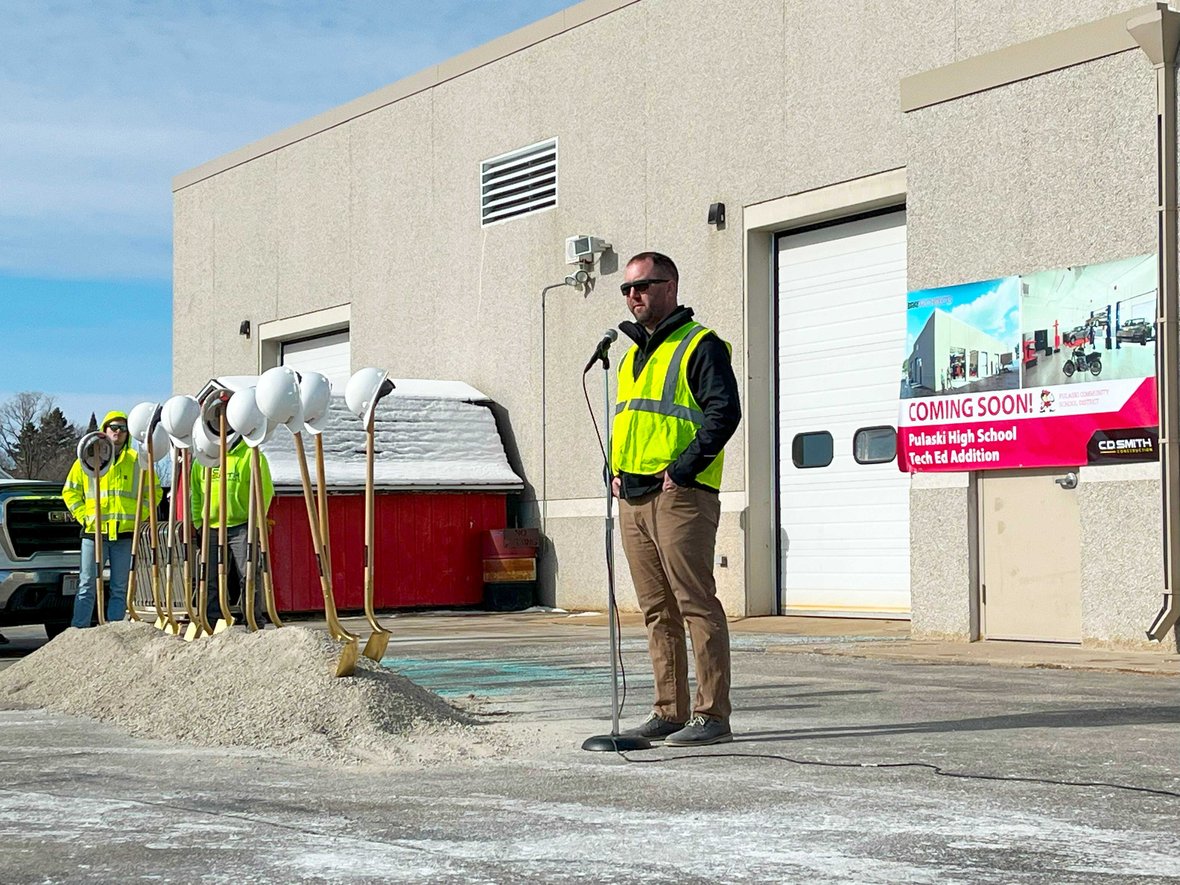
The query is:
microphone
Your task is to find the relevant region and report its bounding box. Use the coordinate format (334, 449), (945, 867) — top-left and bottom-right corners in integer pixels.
(583, 328), (619, 373)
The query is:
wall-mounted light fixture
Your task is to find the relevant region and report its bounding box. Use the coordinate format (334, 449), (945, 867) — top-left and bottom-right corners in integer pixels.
(707, 202), (726, 227)
(565, 235), (611, 267)
(239, 320), (251, 339)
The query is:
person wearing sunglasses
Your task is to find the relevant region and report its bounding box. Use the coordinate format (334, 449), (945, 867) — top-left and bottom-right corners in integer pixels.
(611, 251), (742, 747)
(61, 410), (158, 630)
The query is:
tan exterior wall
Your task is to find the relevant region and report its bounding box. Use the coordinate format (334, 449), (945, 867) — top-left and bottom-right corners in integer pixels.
(173, 0), (1176, 639)
(175, 0), (956, 614)
(904, 28), (1173, 649)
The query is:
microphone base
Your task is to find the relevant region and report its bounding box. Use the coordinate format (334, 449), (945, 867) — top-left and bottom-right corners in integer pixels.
(581, 733), (652, 752)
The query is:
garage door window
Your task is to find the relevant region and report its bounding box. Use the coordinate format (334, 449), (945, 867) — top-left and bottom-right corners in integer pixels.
(791, 431), (833, 469)
(853, 426), (897, 465)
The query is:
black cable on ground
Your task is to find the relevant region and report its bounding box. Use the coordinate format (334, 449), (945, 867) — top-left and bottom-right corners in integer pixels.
(614, 749), (1180, 799)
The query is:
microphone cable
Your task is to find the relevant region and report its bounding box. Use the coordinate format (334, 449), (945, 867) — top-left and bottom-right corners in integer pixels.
(607, 747), (1180, 799)
(581, 368), (630, 717)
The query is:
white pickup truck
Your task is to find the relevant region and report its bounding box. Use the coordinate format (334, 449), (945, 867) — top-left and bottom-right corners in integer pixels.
(0, 475), (81, 638)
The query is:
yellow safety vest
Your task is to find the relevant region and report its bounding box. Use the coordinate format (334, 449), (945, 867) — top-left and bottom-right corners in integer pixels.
(190, 442), (273, 529)
(612, 320), (726, 490)
(61, 444), (155, 539)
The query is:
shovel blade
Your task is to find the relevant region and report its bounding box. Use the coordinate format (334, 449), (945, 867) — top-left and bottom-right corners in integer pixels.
(335, 640), (359, 678)
(362, 631), (390, 663)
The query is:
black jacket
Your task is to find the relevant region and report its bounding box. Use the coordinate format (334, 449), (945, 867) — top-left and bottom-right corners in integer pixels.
(615, 306), (742, 499)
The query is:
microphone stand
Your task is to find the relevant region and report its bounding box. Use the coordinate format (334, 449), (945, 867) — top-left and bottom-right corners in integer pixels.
(582, 345), (651, 752)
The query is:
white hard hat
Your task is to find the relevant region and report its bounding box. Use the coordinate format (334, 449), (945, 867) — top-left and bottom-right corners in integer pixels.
(345, 368), (395, 426)
(198, 390), (243, 451)
(190, 415), (221, 468)
(226, 387), (271, 448)
(298, 372), (332, 435)
(127, 401), (169, 456)
(127, 402), (155, 442)
(77, 431), (115, 479)
(256, 366), (305, 433)
(160, 395), (201, 449)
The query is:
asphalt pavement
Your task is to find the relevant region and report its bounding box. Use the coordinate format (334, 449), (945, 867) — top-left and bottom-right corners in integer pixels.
(1, 611), (1178, 884)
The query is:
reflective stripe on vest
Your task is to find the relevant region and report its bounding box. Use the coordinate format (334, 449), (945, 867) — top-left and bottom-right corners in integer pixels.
(611, 321), (726, 489)
(64, 447), (150, 539)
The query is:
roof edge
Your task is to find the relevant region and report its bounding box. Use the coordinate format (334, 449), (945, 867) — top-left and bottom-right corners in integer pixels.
(900, 2), (1164, 113)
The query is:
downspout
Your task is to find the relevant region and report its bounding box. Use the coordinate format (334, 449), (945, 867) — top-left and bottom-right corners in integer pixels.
(1129, 6), (1180, 642)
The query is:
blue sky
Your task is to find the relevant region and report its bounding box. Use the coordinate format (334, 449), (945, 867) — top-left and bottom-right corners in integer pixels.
(0, 0), (572, 425)
(906, 277), (1022, 353)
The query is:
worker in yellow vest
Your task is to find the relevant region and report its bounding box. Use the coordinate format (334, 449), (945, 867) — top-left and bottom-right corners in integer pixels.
(61, 411), (158, 628)
(612, 251), (742, 747)
(191, 436), (274, 627)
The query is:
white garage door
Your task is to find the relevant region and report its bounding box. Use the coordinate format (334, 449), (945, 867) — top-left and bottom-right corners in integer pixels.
(777, 210), (910, 618)
(280, 330), (351, 394)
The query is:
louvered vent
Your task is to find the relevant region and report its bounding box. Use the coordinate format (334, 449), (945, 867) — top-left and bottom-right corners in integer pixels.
(481, 138), (557, 225)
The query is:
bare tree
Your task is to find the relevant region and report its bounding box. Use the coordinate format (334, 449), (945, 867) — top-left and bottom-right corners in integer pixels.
(0, 393), (44, 472)
(0, 392), (83, 482)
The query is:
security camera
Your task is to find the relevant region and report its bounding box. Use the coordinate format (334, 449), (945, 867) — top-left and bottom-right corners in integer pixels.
(565, 235), (611, 265)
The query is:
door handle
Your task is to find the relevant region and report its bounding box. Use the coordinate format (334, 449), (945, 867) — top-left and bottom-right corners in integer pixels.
(1054, 472), (1078, 490)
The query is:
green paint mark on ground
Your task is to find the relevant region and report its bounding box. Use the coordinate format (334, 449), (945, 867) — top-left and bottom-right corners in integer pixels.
(381, 656), (613, 697)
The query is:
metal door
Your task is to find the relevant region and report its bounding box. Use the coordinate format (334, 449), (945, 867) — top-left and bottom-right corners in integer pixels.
(776, 210), (910, 617)
(980, 470), (1082, 642)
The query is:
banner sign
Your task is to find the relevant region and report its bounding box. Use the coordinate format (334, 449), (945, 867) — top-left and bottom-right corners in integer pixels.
(898, 254), (1158, 472)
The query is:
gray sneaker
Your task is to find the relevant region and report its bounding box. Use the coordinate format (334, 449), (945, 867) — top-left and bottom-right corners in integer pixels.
(622, 712), (686, 742)
(664, 714), (733, 747)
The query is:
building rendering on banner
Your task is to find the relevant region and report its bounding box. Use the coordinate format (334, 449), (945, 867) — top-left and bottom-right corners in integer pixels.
(907, 310), (1014, 396)
(172, 0), (1180, 653)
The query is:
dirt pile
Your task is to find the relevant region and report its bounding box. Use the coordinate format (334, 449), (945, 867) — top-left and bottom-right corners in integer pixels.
(0, 622), (478, 764)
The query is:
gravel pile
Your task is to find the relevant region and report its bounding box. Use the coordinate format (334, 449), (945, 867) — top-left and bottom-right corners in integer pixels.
(0, 622), (479, 764)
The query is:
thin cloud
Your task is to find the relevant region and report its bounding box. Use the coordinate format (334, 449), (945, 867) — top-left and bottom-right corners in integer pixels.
(951, 278), (1020, 346)
(0, 0), (573, 282)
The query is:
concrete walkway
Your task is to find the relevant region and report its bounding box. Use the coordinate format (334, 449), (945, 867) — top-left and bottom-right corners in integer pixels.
(534, 611), (1180, 677)
(1, 611), (1178, 883)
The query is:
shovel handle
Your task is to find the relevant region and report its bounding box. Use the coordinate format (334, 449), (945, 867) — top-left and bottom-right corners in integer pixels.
(91, 460), (106, 626)
(216, 405), (233, 627)
(125, 468), (146, 622)
(293, 432), (356, 642)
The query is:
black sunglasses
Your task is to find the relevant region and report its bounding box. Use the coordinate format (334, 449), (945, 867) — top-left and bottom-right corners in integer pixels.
(620, 278), (669, 296)
(106, 424), (128, 432)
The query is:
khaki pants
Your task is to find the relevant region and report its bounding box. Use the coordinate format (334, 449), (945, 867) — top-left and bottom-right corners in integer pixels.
(619, 485), (731, 721)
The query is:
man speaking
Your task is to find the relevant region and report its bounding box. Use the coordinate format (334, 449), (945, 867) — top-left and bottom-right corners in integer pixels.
(611, 251), (741, 747)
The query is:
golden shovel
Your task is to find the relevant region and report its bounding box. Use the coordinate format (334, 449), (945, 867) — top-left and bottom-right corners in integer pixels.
(293, 431), (358, 677)
(166, 446), (198, 633)
(124, 474), (146, 623)
(179, 452), (206, 642)
(251, 445), (285, 629)
(242, 447), (260, 632)
(214, 401), (234, 633)
(192, 466), (215, 638)
(360, 409), (391, 662)
(315, 434), (332, 584)
(145, 423), (179, 635)
(89, 444), (107, 626)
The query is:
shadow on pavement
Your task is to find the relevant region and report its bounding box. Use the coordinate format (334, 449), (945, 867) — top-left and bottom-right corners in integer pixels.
(735, 705), (1180, 742)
